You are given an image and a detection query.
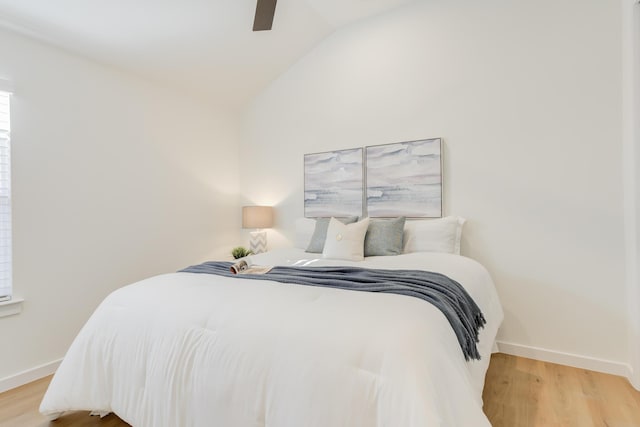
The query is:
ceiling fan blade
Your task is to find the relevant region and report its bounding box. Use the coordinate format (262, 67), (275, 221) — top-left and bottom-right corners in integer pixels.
(253, 0), (277, 31)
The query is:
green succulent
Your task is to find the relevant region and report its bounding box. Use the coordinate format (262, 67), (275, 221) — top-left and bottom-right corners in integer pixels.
(231, 246), (253, 259)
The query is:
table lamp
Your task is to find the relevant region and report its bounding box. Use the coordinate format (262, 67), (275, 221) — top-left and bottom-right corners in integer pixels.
(242, 206), (273, 254)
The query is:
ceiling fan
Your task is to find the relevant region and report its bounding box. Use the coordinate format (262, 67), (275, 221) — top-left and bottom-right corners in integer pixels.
(253, 0), (277, 31)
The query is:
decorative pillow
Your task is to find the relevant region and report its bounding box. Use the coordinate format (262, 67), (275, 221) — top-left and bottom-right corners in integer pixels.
(306, 216), (358, 253)
(322, 217), (370, 261)
(403, 216), (466, 255)
(295, 218), (316, 249)
(364, 217), (406, 256)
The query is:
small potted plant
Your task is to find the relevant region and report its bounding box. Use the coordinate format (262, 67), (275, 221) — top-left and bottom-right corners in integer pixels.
(231, 246), (253, 259)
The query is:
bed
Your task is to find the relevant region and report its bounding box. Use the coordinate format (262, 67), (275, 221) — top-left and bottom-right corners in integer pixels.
(40, 245), (503, 426)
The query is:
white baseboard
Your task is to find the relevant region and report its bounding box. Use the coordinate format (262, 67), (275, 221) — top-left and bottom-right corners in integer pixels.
(0, 359), (62, 394)
(497, 340), (632, 379)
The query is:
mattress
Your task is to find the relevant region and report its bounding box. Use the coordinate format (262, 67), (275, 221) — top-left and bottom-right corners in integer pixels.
(40, 248), (503, 426)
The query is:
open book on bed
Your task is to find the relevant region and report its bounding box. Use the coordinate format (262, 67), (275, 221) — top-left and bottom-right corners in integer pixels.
(229, 259), (273, 275)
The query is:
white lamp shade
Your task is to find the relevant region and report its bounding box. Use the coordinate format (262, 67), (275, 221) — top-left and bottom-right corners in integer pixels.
(242, 206), (273, 229)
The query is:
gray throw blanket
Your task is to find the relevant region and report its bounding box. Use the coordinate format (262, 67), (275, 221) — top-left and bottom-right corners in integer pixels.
(179, 262), (486, 360)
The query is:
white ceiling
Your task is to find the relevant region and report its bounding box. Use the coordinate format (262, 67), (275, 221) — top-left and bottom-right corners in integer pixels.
(0, 0), (415, 109)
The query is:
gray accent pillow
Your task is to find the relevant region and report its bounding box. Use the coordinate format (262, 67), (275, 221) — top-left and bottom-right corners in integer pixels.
(364, 217), (406, 256)
(306, 216), (358, 253)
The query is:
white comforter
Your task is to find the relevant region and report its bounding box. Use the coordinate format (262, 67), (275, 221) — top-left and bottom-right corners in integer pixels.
(40, 249), (503, 427)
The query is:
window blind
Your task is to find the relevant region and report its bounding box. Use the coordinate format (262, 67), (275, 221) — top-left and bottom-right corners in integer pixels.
(0, 91), (11, 301)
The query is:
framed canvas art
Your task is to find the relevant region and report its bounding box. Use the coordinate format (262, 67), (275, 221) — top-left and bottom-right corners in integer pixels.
(304, 148), (363, 217)
(366, 138), (442, 218)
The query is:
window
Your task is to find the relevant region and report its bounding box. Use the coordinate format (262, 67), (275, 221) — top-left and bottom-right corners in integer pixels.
(0, 90), (11, 302)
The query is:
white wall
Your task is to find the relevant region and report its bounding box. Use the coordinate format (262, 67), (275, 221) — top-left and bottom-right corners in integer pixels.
(623, 0), (640, 388)
(0, 27), (241, 381)
(242, 0), (628, 372)
(634, 0), (640, 388)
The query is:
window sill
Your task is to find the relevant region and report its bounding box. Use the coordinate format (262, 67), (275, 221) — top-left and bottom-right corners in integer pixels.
(0, 297), (23, 318)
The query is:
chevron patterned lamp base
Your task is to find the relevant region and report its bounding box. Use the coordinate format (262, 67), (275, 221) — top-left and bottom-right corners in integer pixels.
(249, 230), (268, 254)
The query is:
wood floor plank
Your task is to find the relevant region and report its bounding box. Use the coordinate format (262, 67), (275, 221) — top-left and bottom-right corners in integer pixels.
(0, 376), (129, 427)
(483, 353), (640, 427)
(0, 353), (638, 426)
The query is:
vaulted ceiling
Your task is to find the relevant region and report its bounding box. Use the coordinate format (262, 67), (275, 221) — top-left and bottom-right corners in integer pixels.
(0, 0), (415, 109)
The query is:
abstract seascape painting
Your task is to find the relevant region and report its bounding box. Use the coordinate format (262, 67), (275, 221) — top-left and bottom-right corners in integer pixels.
(304, 148), (363, 217)
(366, 138), (442, 218)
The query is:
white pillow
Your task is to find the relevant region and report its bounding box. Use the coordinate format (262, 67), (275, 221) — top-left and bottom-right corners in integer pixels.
(322, 217), (370, 261)
(403, 216), (466, 255)
(294, 218), (316, 249)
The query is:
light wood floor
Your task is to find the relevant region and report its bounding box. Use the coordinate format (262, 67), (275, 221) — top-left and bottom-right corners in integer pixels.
(0, 353), (638, 426)
(483, 353), (640, 427)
